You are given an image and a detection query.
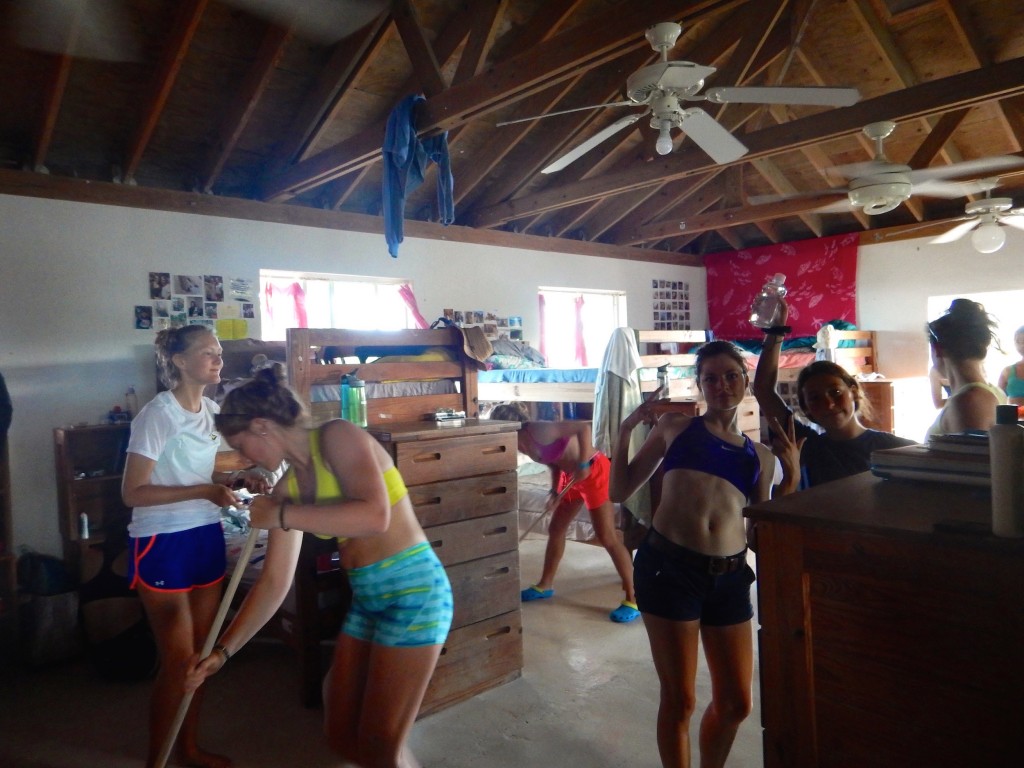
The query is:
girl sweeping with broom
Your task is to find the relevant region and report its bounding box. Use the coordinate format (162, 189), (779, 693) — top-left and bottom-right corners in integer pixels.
(185, 365), (452, 768)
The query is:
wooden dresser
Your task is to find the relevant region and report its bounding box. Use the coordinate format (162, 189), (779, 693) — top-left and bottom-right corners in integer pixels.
(745, 473), (1024, 768)
(369, 418), (523, 716)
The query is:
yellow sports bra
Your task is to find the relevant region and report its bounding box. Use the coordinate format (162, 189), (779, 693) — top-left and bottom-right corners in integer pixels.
(284, 425), (409, 543)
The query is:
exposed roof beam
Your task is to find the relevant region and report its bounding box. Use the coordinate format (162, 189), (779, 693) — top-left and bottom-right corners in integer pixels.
(392, 0), (446, 97)
(32, 52), (73, 172)
(200, 23), (292, 194)
(452, 0), (508, 85)
(122, 0), (208, 183)
(468, 55), (1024, 229)
(271, 10), (392, 168)
(259, 0), (749, 202)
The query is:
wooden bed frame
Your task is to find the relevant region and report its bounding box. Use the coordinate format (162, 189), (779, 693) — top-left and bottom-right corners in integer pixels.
(477, 329), (708, 404)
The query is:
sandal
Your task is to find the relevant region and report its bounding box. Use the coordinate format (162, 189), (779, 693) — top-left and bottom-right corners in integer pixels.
(609, 601), (640, 623)
(521, 585), (554, 602)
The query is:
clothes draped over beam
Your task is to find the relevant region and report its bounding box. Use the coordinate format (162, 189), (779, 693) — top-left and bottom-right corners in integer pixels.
(382, 94), (455, 258)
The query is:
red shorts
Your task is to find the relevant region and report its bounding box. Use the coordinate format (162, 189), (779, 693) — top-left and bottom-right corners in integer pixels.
(128, 522), (226, 593)
(556, 451), (611, 510)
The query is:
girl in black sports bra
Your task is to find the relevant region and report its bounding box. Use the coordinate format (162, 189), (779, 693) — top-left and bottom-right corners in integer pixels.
(610, 340), (799, 768)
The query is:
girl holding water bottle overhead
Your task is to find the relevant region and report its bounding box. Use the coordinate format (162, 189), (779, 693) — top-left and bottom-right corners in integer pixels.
(751, 295), (915, 488)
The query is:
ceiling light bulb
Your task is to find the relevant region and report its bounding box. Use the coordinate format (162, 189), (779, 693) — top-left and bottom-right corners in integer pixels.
(971, 221), (1006, 254)
(655, 120), (673, 155)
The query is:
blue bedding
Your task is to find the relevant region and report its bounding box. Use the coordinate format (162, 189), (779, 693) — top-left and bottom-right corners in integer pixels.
(478, 368), (599, 384)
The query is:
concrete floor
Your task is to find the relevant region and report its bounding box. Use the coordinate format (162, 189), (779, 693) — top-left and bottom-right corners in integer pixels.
(0, 537), (763, 767)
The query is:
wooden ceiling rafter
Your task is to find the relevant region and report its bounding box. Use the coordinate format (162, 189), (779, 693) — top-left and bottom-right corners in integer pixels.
(448, 0), (593, 208)
(200, 22), (292, 194)
(451, 0), (507, 85)
(32, 52), (74, 172)
(122, 0), (209, 184)
(269, 10), (393, 171)
(259, 0), (749, 203)
(392, 0), (446, 97)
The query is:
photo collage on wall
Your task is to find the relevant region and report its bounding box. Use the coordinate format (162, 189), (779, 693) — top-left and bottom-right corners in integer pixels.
(652, 279), (690, 330)
(137, 272), (256, 339)
(443, 308), (523, 341)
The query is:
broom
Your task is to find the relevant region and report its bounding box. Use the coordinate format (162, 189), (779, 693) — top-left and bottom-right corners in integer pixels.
(519, 478), (578, 542)
(154, 525), (261, 768)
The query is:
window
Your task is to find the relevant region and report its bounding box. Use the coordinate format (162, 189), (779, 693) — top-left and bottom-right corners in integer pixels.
(928, 290), (1024, 377)
(260, 270), (418, 341)
(538, 287), (626, 368)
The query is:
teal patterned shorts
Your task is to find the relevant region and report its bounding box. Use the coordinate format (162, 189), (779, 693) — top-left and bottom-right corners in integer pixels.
(342, 542), (453, 647)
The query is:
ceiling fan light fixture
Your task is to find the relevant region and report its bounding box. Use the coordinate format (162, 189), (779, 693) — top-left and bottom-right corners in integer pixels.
(971, 220), (1006, 253)
(655, 120), (674, 155)
(847, 180), (912, 215)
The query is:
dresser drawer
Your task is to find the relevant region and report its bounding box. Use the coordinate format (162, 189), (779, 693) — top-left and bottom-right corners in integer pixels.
(394, 432), (517, 485)
(425, 509), (517, 567)
(409, 470), (517, 528)
(421, 610), (523, 717)
(446, 549), (520, 629)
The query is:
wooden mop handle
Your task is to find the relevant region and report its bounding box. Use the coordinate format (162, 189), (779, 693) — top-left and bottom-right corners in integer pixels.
(519, 478), (577, 542)
(154, 526), (261, 768)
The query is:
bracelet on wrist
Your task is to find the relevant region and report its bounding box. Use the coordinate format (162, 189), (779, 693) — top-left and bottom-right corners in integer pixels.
(764, 325), (792, 336)
(213, 643), (231, 663)
(279, 499), (290, 531)
(577, 458), (594, 470)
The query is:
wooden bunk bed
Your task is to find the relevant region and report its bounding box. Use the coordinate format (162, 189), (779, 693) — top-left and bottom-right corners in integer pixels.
(477, 329), (709, 406)
(280, 327), (523, 714)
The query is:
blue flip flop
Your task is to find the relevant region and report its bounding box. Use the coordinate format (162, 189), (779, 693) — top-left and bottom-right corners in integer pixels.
(609, 601), (640, 623)
(521, 585), (554, 602)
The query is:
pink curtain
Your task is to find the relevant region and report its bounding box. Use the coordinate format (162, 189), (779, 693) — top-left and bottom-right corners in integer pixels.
(397, 284), (429, 329)
(574, 295), (587, 366)
(704, 233), (859, 338)
(263, 281), (308, 328)
(538, 293), (547, 360)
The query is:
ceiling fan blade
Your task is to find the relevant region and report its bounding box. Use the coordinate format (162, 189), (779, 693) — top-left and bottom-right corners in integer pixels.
(931, 218), (980, 244)
(497, 101), (635, 128)
(541, 114), (644, 174)
(908, 155), (1024, 183)
(748, 189), (847, 205)
(11, 0), (143, 61)
(703, 86), (860, 107)
(910, 179), (994, 199)
(1002, 213), (1024, 232)
(827, 159), (904, 181)
(221, 0), (389, 43)
(679, 108), (748, 164)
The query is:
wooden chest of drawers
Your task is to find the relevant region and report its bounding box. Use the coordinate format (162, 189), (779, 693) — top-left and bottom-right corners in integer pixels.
(369, 418), (523, 716)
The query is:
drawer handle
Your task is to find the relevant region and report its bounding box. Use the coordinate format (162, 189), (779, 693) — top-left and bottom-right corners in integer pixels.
(429, 538), (444, 549)
(481, 486), (509, 497)
(412, 452), (442, 464)
(484, 566), (510, 579)
(480, 445), (507, 456)
(483, 526), (509, 537)
(412, 496), (442, 507)
(486, 625), (512, 640)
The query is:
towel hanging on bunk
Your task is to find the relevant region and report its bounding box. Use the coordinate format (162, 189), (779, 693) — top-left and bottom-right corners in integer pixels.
(593, 328), (651, 525)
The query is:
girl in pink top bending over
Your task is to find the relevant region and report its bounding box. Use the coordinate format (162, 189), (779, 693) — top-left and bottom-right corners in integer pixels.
(490, 402), (639, 623)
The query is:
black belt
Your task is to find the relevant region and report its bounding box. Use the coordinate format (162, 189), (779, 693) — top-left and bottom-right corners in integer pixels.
(645, 528), (746, 575)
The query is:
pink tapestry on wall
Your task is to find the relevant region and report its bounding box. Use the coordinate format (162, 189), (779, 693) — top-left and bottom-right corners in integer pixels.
(705, 233), (859, 339)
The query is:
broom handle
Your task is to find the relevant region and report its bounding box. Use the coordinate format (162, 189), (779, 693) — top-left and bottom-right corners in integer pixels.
(154, 526), (261, 768)
(519, 478), (577, 542)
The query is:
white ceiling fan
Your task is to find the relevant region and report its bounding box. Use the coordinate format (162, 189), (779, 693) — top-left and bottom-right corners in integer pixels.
(496, 21), (860, 174)
(755, 121), (1024, 215)
(9, 0), (388, 60)
(929, 179), (1024, 253)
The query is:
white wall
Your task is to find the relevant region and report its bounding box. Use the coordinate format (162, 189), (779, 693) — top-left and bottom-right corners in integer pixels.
(0, 194), (705, 556)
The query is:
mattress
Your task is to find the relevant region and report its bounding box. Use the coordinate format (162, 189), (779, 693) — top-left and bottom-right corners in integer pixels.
(479, 368), (599, 384)
(309, 380), (457, 402)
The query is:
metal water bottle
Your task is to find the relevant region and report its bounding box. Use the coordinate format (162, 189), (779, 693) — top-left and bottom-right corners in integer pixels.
(749, 273), (788, 328)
